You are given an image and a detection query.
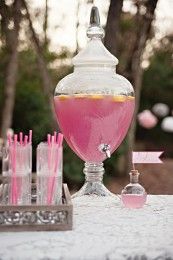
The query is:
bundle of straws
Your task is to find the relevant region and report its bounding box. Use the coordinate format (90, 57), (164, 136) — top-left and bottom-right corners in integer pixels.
(7, 130), (32, 204)
(47, 132), (63, 204)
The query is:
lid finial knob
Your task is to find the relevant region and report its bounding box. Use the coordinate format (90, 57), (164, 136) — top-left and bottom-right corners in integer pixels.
(87, 6), (105, 39)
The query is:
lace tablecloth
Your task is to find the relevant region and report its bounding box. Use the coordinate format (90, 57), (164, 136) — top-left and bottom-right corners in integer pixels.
(0, 195), (173, 260)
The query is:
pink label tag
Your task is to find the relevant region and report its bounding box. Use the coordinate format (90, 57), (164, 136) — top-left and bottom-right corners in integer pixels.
(132, 151), (163, 164)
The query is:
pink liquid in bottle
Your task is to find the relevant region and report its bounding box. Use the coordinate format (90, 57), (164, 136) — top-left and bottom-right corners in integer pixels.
(121, 194), (147, 209)
(54, 94), (135, 162)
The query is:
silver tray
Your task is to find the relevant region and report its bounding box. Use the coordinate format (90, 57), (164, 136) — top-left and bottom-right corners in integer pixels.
(0, 179), (73, 232)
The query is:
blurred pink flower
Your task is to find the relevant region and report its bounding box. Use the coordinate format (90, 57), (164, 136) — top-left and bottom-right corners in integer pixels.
(138, 110), (158, 129)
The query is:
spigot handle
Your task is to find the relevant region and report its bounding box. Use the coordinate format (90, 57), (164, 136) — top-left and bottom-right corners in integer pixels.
(105, 149), (111, 158)
(99, 144), (111, 158)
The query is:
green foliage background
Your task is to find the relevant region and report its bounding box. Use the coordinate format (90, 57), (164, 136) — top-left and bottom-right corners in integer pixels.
(137, 37), (173, 157)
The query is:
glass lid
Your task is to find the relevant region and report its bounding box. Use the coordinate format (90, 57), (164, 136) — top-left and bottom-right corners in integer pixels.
(72, 6), (118, 67)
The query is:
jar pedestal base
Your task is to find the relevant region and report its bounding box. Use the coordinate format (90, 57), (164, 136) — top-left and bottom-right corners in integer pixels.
(72, 181), (114, 198)
(72, 162), (115, 198)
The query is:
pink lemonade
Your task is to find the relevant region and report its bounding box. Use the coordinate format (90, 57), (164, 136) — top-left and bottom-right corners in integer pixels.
(54, 94), (135, 162)
(121, 194), (147, 208)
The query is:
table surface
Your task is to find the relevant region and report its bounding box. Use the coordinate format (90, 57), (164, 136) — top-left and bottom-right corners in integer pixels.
(0, 195), (173, 260)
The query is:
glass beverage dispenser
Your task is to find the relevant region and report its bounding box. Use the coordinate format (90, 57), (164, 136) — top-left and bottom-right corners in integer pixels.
(54, 7), (135, 197)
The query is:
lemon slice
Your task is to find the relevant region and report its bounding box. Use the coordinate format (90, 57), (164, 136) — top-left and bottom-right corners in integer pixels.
(127, 96), (135, 100)
(58, 95), (70, 100)
(74, 94), (86, 99)
(112, 95), (126, 102)
(90, 94), (104, 100)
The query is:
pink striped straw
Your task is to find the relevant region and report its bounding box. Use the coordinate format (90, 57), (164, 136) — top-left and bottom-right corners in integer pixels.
(19, 132), (23, 145)
(57, 133), (63, 147)
(29, 130), (32, 144)
(48, 133), (63, 204)
(47, 134), (51, 172)
(12, 134), (18, 204)
(14, 134), (18, 145)
(47, 133), (56, 204)
(24, 135), (28, 145)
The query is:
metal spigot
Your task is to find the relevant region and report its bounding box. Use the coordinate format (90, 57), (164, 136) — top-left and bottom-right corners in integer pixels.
(99, 144), (111, 158)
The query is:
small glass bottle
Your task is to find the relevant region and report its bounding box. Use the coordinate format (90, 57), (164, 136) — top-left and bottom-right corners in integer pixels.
(121, 170), (147, 208)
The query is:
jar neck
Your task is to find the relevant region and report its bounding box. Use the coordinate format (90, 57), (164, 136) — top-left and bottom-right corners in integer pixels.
(83, 162), (104, 182)
(74, 65), (115, 73)
(129, 170), (140, 184)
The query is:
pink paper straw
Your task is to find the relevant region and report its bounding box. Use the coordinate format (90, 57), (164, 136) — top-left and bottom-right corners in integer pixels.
(24, 135), (28, 145)
(29, 130), (32, 144)
(9, 142), (13, 203)
(49, 147), (62, 203)
(48, 133), (63, 204)
(47, 134), (51, 169)
(57, 133), (63, 147)
(54, 133), (63, 174)
(47, 133), (55, 204)
(47, 134), (54, 204)
(11, 134), (18, 204)
(19, 132), (23, 145)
